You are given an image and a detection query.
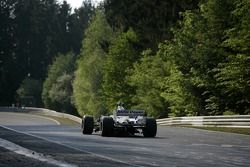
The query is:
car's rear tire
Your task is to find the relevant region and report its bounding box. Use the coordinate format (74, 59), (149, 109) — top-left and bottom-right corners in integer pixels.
(101, 116), (114, 137)
(143, 118), (157, 137)
(82, 115), (94, 134)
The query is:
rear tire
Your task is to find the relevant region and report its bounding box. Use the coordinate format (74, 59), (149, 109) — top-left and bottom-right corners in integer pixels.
(143, 118), (157, 137)
(101, 117), (114, 137)
(82, 116), (94, 134)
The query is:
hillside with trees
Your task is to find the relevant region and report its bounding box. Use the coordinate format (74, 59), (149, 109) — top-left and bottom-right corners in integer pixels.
(0, 0), (93, 109)
(1, 0), (249, 118)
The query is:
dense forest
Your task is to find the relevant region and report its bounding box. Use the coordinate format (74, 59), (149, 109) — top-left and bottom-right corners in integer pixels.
(1, 0), (249, 118)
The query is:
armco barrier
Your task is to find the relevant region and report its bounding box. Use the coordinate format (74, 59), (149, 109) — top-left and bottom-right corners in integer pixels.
(157, 115), (250, 128)
(0, 107), (82, 124)
(1, 107), (250, 128)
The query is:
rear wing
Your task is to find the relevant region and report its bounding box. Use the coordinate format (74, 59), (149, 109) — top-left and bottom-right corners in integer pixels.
(114, 110), (146, 117)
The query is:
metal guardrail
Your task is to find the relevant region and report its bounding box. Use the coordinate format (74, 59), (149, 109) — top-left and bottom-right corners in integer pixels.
(157, 115), (250, 128)
(1, 107), (250, 128)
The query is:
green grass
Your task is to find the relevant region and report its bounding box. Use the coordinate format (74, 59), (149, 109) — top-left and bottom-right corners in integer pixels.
(187, 126), (250, 135)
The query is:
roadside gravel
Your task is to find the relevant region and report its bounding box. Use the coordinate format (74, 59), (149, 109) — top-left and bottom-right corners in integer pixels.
(0, 146), (57, 167)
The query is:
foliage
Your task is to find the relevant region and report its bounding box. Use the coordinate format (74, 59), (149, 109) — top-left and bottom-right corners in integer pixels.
(48, 73), (74, 113)
(129, 44), (198, 118)
(75, 0), (249, 117)
(104, 0), (199, 50)
(128, 0), (249, 117)
(0, 0), (94, 106)
(102, 28), (141, 111)
(2, 0), (250, 117)
(157, 0), (235, 116)
(42, 52), (76, 114)
(159, 61), (199, 116)
(0, 0), (19, 105)
(128, 49), (169, 118)
(73, 10), (113, 117)
(214, 0), (250, 114)
(16, 78), (42, 106)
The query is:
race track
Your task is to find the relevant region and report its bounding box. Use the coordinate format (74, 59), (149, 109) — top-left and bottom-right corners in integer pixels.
(0, 109), (250, 167)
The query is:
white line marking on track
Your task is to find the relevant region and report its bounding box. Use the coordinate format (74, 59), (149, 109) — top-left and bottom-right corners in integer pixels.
(30, 114), (61, 125)
(0, 112), (60, 125)
(0, 137), (77, 167)
(0, 125), (143, 167)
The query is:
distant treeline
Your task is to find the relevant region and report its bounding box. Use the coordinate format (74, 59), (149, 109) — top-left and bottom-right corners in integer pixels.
(1, 0), (249, 118)
(0, 0), (93, 109)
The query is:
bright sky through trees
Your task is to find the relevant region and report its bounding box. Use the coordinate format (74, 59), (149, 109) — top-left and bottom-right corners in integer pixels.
(60, 0), (103, 9)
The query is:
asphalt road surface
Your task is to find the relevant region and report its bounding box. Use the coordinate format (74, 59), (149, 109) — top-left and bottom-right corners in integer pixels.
(0, 109), (250, 167)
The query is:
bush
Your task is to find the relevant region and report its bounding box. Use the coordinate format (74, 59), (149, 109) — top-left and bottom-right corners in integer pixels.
(42, 52), (76, 115)
(17, 78), (42, 107)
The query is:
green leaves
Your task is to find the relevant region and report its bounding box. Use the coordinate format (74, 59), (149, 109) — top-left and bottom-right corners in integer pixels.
(104, 0), (199, 50)
(49, 74), (73, 104)
(42, 52), (76, 114)
(162, 0), (250, 115)
(214, 54), (250, 114)
(0, 0), (94, 105)
(70, 0), (249, 117)
(212, 0), (250, 114)
(17, 78), (42, 107)
(73, 10), (113, 117)
(128, 49), (169, 118)
(102, 28), (140, 111)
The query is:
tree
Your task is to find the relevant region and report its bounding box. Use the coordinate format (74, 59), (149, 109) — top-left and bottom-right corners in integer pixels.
(73, 10), (113, 117)
(42, 52), (76, 114)
(64, 0), (95, 54)
(158, 44), (199, 117)
(102, 28), (141, 111)
(0, 0), (94, 105)
(129, 0), (239, 117)
(48, 73), (74, 113)
(16, 78), (42, 107)
(214, 0), (250, 114)
(160, 0), (235, 115)
(129, 44), (199, 118)
(0, 0), (20, 105)
(128, 49), (169, 118)
(104, 0), (199, 50)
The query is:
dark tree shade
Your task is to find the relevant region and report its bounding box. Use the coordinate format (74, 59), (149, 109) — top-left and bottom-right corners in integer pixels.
(0, 0), (19, 105)
(0, 0), (94, 106)
(104, 0), (199, 50)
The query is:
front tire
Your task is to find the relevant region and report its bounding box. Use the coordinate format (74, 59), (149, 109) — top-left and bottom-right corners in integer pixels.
(143, 118), (157, 137)
(82, 115), (94, 134)
(101, 116), (114, 137)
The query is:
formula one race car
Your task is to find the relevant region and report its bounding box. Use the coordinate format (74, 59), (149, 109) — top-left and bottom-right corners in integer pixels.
(81, 104), (157, 137)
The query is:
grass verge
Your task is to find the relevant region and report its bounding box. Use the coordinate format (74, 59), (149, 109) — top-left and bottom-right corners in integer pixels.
(186, 126), (250, 135)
